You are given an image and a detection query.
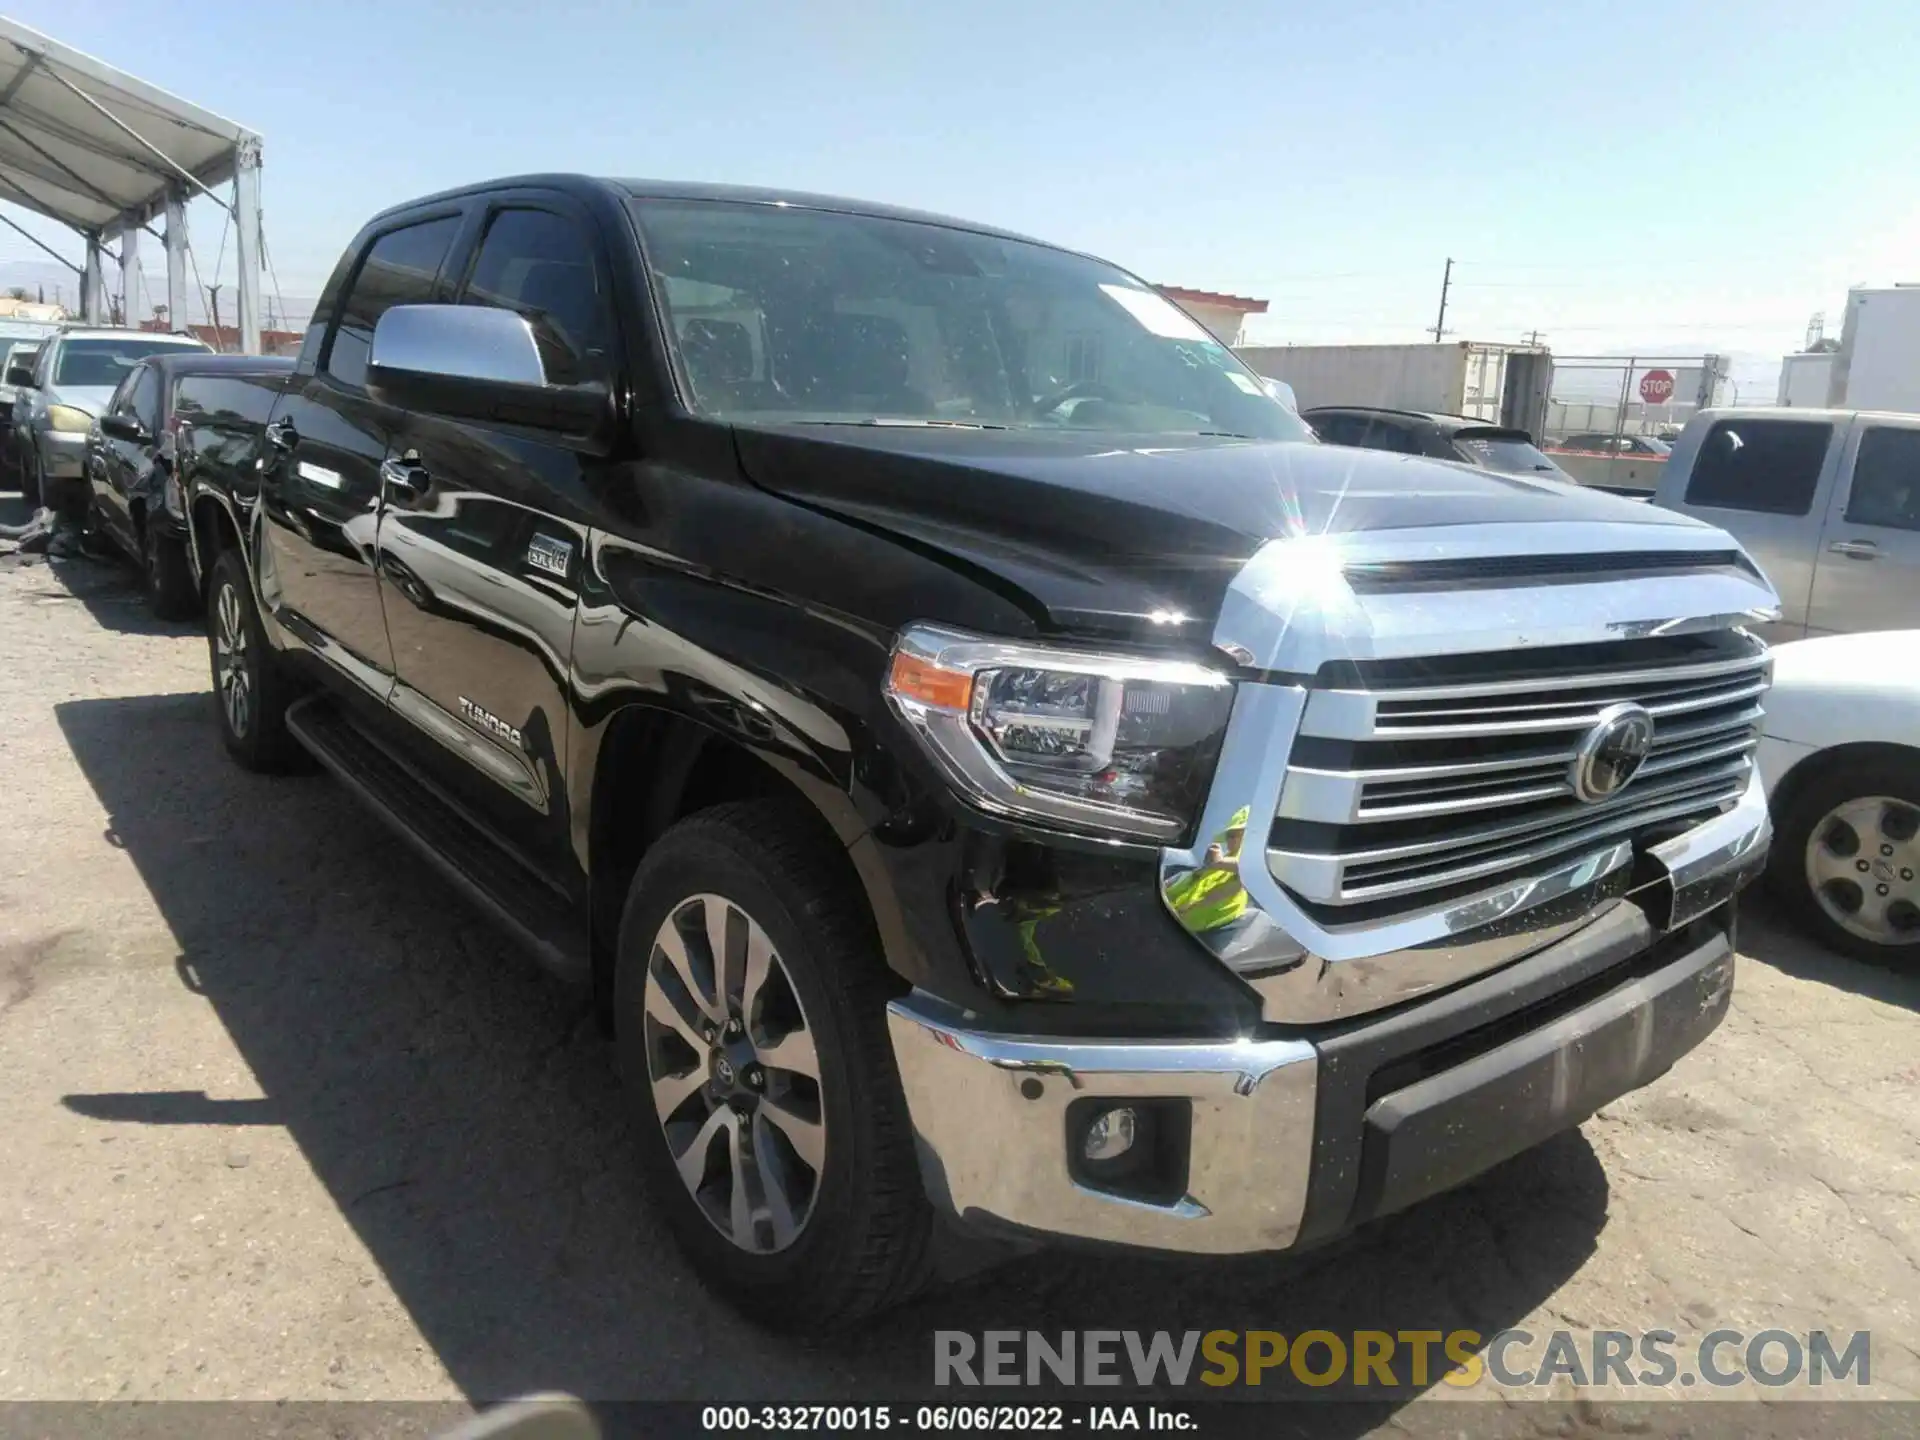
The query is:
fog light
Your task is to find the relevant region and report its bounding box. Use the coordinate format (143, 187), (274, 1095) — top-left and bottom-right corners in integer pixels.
(1082, 1106), (1137, 1162)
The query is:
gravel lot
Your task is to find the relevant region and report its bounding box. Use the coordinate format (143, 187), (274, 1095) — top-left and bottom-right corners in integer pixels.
(1, 505), (1916, 1436)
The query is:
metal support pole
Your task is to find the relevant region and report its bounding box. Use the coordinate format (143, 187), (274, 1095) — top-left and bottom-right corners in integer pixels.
(0, 209), (80, 275)
(164, 188), (188, 334)
(233, 138), (262, 353)
(82, 233), (106, 323)
(119, 222), (139, 327)
(1430, 257), (1453, 343)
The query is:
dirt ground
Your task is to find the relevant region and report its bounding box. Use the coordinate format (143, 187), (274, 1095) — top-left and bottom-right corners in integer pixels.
(0, 509), (1915, 1437)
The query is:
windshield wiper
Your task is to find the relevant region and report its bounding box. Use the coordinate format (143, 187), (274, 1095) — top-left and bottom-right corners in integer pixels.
(793, 417), (1012, 431)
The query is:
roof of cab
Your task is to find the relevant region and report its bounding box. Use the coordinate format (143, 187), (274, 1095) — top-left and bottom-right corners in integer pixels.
(1302, 404), (1522, 435)
(367, 173), (1053, 248)
(52, 327), (210, 344)
(143, 352), (293, 374)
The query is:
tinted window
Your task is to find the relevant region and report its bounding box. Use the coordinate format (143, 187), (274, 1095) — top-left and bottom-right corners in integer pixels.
(1355, 419), (1416, 454)
(129, 367), (162, 430)
(1308, 414), (1361, 445)
(1844, 427), (1920, 532)
(632, 198), (1309, 440)
(53, 338), (206, 388)
(176, 373), (291, 429)
(326, 216), (461, 388)
(1683, 419), (1831, 515)
(1455, 435), (1565, 475)
(462, 209), (607, 385)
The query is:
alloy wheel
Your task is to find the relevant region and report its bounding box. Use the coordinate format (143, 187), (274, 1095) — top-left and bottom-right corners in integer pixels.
(213, 581), (252, 739)
(1805, 794), (1920, 945)
(642, 892), (825, 1253)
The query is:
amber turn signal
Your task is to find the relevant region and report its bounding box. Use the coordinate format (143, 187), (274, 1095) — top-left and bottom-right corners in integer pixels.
(888, 651), (974, 711)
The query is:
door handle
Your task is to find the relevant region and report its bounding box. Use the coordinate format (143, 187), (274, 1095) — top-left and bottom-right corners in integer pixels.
(264, 417), (297, 451)
(1829, 539), (1879, 560)
(379, 453), (431, 502)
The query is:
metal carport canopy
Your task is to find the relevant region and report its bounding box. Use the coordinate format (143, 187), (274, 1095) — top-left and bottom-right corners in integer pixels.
(0, 17), (263, 349)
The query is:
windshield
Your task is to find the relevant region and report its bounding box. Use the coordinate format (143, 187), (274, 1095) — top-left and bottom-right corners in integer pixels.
(631, 199), (1311, 441)
(1454, 435), (1568, 477)
(54, 338), (207, 389)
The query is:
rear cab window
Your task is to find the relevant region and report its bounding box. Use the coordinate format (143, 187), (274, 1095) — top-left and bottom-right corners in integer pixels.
(1682, 419), (1833, 515)
(1454, 432), (1564, 476)
(1843, 425), (1920, 532)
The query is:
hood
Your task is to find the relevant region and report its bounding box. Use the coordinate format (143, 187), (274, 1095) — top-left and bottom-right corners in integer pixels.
(731, 423), (1712, 636)
(49, 385), (115, 417)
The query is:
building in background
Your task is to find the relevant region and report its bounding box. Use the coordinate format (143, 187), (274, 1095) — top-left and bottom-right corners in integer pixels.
(1156, 286), (1268, 346)
(0, 294), (64, 322)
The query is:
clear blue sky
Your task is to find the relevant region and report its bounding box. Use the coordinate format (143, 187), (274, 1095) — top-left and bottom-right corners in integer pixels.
(4, 0), (1916, 391)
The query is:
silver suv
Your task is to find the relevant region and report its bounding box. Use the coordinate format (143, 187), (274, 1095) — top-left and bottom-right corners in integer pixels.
(8, 327), (209, 509)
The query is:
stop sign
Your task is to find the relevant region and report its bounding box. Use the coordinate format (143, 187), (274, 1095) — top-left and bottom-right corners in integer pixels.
(1639, 369), (1676, 404)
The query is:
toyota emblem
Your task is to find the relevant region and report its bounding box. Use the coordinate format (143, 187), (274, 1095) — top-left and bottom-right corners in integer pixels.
(1571, 702), (1655, 803)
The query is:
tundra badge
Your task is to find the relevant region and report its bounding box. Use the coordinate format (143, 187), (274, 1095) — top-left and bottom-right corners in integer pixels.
(458, 697), (524, 749)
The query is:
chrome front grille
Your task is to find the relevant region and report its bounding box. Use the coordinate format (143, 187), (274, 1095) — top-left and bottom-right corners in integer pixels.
(1269, 632), (1769, 920)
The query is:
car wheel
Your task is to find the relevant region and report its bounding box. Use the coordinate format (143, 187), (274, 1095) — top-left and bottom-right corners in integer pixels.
(144, 523), (199, 620)
(1769, 752), (1920, 966)
(614, 801), (933, 1328)
(207, 548), (304, 772)
(22, 449), (42, 509)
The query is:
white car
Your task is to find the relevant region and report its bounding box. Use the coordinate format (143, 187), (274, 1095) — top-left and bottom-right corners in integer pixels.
(1758, 630), (1920, 962)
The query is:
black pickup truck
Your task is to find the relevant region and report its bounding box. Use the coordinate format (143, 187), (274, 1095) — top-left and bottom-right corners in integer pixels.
(182, 175), (1780, 1326)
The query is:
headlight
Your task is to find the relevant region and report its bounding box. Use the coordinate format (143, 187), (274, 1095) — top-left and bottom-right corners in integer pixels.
(885, 625), (1234, 840)
(47, 404), (94, 434)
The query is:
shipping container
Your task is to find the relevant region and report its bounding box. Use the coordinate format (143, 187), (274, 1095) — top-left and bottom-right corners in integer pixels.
(1235, 341), (1553, 437)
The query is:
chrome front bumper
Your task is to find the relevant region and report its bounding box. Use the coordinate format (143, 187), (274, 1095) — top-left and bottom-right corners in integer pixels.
(885, 1000), (1318, 1253)
(888, 775), (1765, 1255)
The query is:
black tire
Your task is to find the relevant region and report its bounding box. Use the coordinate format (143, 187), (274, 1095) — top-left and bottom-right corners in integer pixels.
(144, 522), (199, 619)
(614, 801), (933, 1328)
(1768, 750), (1920, 966)
(21, 449), (42, 509)
(206, 548), (305, 772)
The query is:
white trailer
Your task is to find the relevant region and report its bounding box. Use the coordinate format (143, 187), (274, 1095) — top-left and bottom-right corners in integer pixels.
(1827, 285), (1920, 412)
(1778, 351), (1835, 408)
(1235, 341), (1553, 436)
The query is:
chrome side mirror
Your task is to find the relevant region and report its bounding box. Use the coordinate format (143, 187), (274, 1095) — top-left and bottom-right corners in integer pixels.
(370, 303), (549, 388)
(367, 304), (609, 444)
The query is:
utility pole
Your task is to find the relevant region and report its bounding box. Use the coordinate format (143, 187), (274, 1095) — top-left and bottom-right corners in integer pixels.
(1523, 328), (1544, 347)
(1430, 257), (1453, 343)
(208, 284), (223, 352)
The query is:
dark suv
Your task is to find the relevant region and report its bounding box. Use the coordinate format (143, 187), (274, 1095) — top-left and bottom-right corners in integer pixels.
(88, 352), (295, 617)
(1304, 405), (1571, 477)
(179, 174), (1775, 1326)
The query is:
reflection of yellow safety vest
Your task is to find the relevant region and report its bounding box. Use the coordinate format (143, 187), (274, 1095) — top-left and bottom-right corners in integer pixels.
(1167, 865), (1248, 931)
(1167, 807), (1251, 932)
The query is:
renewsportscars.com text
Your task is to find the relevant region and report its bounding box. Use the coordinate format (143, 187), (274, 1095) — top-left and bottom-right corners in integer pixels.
(933, 1328), (1872, 1392)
